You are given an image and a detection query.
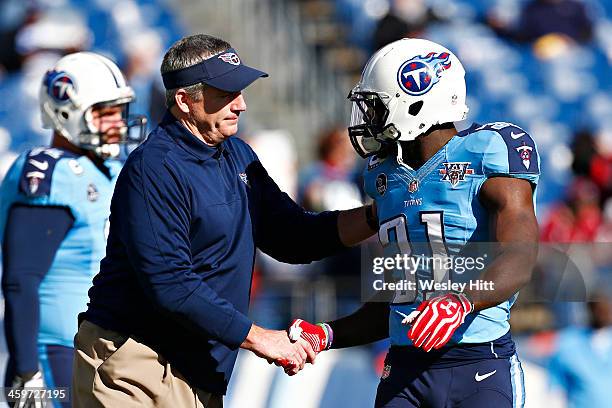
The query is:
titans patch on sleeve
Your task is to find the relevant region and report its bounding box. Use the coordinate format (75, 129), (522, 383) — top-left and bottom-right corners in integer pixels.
(19, 148), (66, 197)
(474, 122), (539, 175)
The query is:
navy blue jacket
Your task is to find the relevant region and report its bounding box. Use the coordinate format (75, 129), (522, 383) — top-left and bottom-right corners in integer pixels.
(81, 112), (345, 394)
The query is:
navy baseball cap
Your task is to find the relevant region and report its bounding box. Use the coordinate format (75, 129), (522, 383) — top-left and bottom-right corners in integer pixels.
(161, 48), (268, 92)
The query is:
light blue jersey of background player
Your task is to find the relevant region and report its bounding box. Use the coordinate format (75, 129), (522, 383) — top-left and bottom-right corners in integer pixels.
(0, 51), (144, 408)
(0, 146), (121, 375)
(364, 121), (540, 346)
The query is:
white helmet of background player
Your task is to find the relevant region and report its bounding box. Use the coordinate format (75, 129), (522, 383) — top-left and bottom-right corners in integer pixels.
(39, 52), (146, 158)
(348, 38), (469, 157)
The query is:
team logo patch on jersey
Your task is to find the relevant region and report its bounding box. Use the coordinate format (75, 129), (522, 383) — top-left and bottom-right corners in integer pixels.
(218, 52), (241, 65)
(516, 143), (533, 169)
(26, 172), (44, 195)
(439, 162), (474, 187)
(376, 173), (387, 196)
(397, 52), (451, 96)
(239, 172), (249, 187)
(381, 364), (392, 380)
(87, 183), (99, 202)
(44, 70), (76, 103)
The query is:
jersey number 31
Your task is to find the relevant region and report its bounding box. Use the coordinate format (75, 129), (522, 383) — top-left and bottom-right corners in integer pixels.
(378, 212), (449, 303)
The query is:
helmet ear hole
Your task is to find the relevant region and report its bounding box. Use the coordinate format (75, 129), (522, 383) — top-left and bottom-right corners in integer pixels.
(408, 101), (423, 116)
(60, 110), (69, 120)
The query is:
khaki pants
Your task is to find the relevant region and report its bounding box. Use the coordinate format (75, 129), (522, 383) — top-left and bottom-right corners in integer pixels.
(72, 320), (222, 408)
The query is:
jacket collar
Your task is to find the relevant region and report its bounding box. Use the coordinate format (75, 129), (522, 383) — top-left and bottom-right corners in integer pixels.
(160, 110), (225, 161)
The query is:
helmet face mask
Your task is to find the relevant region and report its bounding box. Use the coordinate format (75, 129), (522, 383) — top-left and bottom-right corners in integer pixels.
(80, 101), (147, 158)
(347, 39), (469, 157)
(40, 52), (147, 158)
(348, 89), (400, 158)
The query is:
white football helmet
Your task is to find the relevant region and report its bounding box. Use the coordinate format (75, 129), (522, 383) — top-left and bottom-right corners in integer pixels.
(348, 38), (469, 157)
(40, 52), (146, 158)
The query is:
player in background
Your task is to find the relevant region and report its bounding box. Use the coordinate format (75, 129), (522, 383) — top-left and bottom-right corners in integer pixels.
(288, 38), (539, 407)
(0, 52), (146, 407)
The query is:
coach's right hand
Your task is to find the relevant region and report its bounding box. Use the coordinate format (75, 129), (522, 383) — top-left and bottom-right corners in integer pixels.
(241, 324), (316, 375)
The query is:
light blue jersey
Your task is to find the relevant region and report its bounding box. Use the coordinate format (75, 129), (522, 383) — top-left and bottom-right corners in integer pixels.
(0, 147), (121, 347)
(364, 122), (539, 346)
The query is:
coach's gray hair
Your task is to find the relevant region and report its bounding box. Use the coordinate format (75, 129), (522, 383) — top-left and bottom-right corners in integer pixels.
(161, 34), (231, 108)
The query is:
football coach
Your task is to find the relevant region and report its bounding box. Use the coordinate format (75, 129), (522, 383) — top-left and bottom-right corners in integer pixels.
(72, 34), (378, 407)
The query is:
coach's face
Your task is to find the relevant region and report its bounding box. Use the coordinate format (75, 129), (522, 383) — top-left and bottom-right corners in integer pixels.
(192, 85), (246, 145)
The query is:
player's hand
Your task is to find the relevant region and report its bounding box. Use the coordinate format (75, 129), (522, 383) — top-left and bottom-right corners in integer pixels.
(241, 324), (315, 375)
(274, 337), (317, 376)
(407, 293), (473, 352)
(287, 319), (332, 354)
(9, 370), (44, 408)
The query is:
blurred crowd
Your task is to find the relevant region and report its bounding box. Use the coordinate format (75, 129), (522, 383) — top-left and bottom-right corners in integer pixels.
(0, 0), (179, 177)
(1, 0), (612, 406)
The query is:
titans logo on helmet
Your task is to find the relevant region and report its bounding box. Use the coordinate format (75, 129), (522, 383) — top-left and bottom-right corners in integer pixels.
(44, 70), (76, 103)
(397, 52), (451, 96)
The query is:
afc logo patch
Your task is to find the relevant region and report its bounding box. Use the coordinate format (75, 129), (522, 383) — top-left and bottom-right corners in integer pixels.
(397, 52), (452, 96)
(44, 70), (76, 103)
(439, 162), (474, 187)
(376, 173), (387, 196)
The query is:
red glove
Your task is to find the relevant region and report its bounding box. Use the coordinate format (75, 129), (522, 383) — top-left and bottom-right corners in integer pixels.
(287, 319), (333, 353)
(407, 293), (473, 352)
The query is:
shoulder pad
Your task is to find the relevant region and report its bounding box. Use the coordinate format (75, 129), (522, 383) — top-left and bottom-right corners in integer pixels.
(19, 148), (73, 197)
(463, 122), (540, 175)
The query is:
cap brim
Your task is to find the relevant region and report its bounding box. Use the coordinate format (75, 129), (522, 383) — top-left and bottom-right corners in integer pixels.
(204, 64), (268, 92)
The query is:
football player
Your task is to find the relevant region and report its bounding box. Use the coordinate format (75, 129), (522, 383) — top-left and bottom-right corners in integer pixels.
(0, 52), (146, 407)
(289, 38), (539, 408)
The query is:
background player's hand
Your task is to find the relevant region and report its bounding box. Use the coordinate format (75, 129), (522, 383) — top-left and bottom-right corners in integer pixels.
(9, 370), (44, 408)
(288, 319), (332, 353)
(241, 324), (315, 375)
(407, 293), (473, 352)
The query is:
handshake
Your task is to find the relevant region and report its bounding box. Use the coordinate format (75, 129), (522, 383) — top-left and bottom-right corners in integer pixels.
(241, 319), (332, 376)
(241, 292), (474, 374)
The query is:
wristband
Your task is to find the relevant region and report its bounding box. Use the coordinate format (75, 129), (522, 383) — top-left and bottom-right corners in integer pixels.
(317, 322), (334, 349)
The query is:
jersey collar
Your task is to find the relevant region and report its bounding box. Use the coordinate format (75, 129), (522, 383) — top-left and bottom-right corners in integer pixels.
(160, 110), (224, 162)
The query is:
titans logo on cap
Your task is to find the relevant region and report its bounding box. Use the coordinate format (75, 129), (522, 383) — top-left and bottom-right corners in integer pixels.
(397, 52), (451, 96)
(44, 70), (76, 103)
(218, 52), (241, 66)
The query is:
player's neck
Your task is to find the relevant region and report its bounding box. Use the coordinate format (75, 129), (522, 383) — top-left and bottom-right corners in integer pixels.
(400, 126), (457, 169)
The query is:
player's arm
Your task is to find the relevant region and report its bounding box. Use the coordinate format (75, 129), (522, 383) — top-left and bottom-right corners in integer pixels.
(327, 293), (389, 348)
(248, 160), (376, 264)
(2, 205), (73, 382)
(407, 127), (541, 351)
(466, 176), (539, 310)
(406, 177), (538, 352)
(337, 201), (378, 247)
(288, 291), (390, 352)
